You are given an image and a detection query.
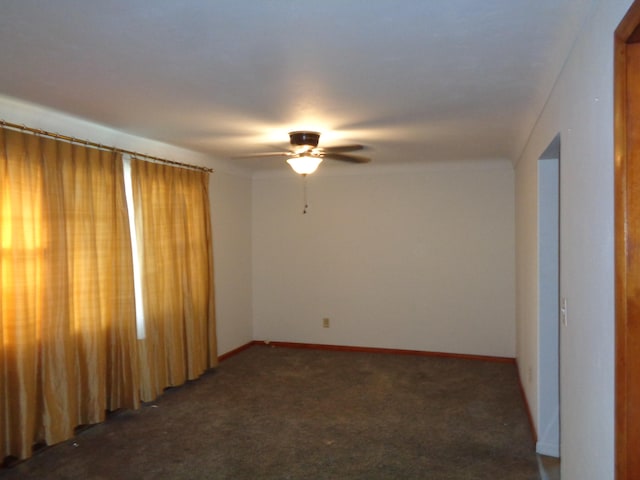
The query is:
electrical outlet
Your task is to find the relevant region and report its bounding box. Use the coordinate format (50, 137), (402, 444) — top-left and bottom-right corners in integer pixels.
(323, 318), (330, 328)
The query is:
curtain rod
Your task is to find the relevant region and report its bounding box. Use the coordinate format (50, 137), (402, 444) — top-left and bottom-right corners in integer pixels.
(0, 119), (214, 173)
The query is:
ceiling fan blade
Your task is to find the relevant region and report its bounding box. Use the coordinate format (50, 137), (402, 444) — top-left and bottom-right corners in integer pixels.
(320, 144), (364, 153)
(322, 152), (371, 163)
(231, 151), (292, 159)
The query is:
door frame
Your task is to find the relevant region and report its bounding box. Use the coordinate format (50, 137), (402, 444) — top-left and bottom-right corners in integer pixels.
(615, 1), (640, 478)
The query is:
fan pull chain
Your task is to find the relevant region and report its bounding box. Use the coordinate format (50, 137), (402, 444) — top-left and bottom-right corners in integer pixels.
(302, 174), (309, 214)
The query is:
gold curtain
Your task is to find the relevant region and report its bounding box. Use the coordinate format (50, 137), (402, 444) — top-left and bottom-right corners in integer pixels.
(0, 129), (139, 460)
(130, 159), (217, 402)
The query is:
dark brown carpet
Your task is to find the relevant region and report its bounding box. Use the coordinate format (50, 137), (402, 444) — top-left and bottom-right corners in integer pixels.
(1, 345), (540, 479)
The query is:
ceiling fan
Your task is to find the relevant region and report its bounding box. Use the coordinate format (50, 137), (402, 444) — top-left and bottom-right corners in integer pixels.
(234, 131), (370, 174)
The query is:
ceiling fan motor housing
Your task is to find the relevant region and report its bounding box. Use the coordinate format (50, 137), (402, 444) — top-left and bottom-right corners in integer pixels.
(289, 131), (320, 147)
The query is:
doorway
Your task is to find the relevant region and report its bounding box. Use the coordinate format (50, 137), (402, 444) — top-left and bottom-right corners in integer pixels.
(537, 136), (560, 459)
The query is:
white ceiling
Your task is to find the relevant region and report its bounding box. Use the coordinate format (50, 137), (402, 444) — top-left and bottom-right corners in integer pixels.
(0, 0), (596, 172)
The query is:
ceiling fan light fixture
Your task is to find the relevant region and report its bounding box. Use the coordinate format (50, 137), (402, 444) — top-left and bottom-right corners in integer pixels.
(287, 155), (323, 175)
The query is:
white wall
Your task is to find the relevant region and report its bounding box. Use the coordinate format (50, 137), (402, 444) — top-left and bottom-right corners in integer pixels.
(211, 170), (253, 355)
(253, 161), (515, 358)
(515, 0), (632, 477)
(0, 94), (254, 357)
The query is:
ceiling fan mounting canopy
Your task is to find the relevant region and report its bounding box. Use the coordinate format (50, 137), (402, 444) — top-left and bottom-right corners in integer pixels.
(289, 131), (320, 148)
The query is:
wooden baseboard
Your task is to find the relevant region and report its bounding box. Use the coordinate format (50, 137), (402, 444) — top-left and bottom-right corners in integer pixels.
(217, 342), (256, 362)
(249, 340), (516, 363)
